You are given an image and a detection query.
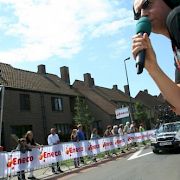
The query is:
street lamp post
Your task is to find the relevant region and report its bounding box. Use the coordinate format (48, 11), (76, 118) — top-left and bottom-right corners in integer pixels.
(124, 57), (133, 123)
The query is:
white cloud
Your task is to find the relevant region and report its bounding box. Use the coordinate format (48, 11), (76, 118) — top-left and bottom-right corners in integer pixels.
(0, 0), (133, 63)
(109, 38), (130, 59)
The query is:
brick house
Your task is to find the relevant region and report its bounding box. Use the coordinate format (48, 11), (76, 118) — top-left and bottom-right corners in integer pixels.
(135, 89), (165, 127)
(73, 73), (134, 133)
(0, 63), (79, 150)
(0, 63), (138, 150)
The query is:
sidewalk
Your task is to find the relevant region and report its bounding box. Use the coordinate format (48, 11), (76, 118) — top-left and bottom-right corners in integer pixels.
(9, 144), (149, 180)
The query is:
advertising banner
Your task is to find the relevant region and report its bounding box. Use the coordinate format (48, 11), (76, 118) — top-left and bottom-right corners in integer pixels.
(0, 130), (155, 178)
(115, 107), (129, 119)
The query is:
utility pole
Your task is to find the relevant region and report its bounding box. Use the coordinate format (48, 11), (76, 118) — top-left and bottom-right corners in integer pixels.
(124, 57), (133, 123)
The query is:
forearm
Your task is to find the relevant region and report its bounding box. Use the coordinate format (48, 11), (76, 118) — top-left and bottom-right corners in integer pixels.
(149, 65), (180, 114)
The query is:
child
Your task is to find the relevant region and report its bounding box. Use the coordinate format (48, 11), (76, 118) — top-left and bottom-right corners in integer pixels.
(16, 138), (31, 180)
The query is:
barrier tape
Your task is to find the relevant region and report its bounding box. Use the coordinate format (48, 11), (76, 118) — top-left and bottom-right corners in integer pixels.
(0, 130), (155, 177)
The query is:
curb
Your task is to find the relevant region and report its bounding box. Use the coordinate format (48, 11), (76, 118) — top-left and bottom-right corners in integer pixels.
(43, 148), (139, 180)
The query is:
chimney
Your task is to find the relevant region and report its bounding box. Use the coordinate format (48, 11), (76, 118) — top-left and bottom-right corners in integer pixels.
(124, 85), (130, 96)
(144, 89), (148, 94)
(38, 64), (46, 74)
(91, 78), (95, 86)
(84, 73), (94, 87)
(112, 85), (118, 90)
(60, 66), (70, 85)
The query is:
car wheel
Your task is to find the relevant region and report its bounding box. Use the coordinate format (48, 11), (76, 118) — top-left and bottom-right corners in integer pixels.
(153, 148), (159, 154)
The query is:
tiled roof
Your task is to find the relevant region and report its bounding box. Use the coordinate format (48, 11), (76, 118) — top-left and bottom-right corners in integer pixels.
(135, 90), (163, 108)
(0, 63), (78, 96)
(73, 80), (131, 115)
(94, 86), (134, 103)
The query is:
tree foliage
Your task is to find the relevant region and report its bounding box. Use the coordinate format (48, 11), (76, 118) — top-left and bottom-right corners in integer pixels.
(73, 96), (94, 138)
(134, 102), (148, 125)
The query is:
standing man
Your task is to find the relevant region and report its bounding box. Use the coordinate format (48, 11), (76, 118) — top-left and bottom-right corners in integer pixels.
(132, 0), (180, 114)
(77, 124), (85, 164)
(47, 128), (63, 174)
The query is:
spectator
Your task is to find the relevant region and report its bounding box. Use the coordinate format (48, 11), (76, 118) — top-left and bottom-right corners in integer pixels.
(104, 125), (112, 137)
(124, 122), (131, 150)
(118, 124), (124, 136)
(16, 138), (30, 180)
(118, 124), (125, 153)
(90, 128), (100, 140)
(77, 124), (85, 141)
(111, 125), (119, 136)
(104, 125), (112, 157)
(25, 131), (41, 148)
(139, 123), (146, 145)
(124, 122), (130, 134)
(70, 129), (80, 168)
(77, 124), (85, 164)
(47, 128), (63, 174)
(130, 121), (138, 147)
(90, 128), (100, 162)
(139, 123), (145, 132)
(130, 121), (136, 133)
(111, 125), (119, 156)
(25, 131), (40, 179)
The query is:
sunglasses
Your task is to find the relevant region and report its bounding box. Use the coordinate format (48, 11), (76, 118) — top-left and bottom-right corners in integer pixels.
(134, 0), (152, 20)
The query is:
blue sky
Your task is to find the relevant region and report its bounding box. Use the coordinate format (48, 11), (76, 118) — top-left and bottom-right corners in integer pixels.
(0, 0), (175, 97)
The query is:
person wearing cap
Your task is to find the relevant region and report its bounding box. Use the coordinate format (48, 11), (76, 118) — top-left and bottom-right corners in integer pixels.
(132, 0), (180, 115)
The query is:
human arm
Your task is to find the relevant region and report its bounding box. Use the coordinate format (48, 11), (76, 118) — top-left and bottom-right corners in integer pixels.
(47, 135), (53, 145)
(56, 134), (60, 144)
(132, 33), (180, 114)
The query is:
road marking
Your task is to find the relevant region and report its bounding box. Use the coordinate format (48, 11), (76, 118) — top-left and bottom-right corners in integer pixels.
(127, 148), (153, 160)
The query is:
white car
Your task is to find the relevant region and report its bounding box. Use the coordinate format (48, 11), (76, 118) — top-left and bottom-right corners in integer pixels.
(151, 121), (180, 153)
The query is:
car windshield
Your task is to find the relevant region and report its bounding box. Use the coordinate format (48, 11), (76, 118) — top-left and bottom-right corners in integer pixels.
(158, 123), (180, 133)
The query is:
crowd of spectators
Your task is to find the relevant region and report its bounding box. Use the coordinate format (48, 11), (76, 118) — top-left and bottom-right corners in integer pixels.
(4, 121), (146, 180)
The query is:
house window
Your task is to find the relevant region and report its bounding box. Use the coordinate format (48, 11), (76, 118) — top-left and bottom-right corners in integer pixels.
(11, 125), (32, 139)
(55, 124), (71, 135)
(20, 94), (31, 111)
(51, 97), (63, 111)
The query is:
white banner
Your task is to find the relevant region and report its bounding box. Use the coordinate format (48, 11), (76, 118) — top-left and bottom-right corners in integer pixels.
(0, 130), (155, 178)
(0, 152), (6, 176)
(115, 107), (129, 119)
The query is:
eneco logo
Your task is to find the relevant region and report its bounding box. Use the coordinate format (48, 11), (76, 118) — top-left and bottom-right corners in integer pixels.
(65, 146), (83, 157)
(39, 152), (45, 162)
(39, 146), (61, 162)
(102, 141), (113, 148)
(7, 156), (33, 168)
(88, 144), (100, 151)
(7, 156), (14, 169)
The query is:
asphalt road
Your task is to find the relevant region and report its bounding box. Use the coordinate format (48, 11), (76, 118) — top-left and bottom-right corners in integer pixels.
(58, 147), (180, 180)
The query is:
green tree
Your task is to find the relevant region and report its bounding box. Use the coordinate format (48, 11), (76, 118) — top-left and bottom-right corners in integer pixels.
(73, 96), (94, 139)
(134, 102), (148, 128)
